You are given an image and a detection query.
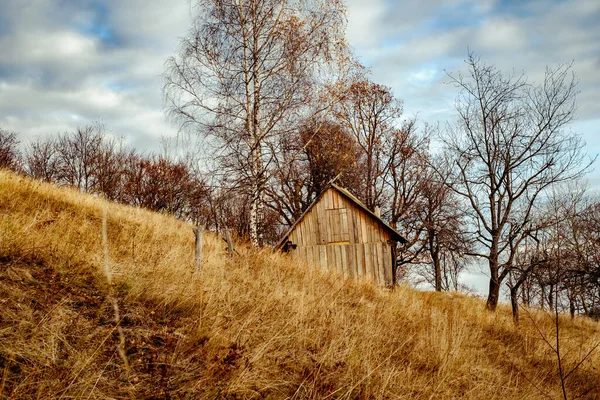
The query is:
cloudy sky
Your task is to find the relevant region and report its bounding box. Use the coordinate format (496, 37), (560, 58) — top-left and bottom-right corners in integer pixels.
(1, 0), (598, 152)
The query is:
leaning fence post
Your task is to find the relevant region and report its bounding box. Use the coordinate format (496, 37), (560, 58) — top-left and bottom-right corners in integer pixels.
(193, 225), (204, 272)
(224, 228), (234, 255)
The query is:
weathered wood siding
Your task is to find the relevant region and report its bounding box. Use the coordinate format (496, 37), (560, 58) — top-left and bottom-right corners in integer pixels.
(288, 188), (394, 286)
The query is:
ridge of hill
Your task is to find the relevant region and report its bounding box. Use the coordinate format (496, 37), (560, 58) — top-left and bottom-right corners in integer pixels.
(0, 170), (599, 399)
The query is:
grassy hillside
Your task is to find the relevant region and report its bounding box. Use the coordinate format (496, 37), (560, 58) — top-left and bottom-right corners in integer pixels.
(1, 170), (599, 399)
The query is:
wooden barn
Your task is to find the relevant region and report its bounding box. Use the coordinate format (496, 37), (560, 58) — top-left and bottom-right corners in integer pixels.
(275, 183), (407, 286)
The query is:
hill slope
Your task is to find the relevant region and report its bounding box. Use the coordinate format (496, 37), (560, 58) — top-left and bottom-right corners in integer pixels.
(1, 170), (599, 399)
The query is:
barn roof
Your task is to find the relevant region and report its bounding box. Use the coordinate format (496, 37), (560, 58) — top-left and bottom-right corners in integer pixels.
(275, 183), (407, 250)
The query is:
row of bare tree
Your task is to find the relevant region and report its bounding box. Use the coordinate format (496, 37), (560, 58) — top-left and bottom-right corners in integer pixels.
(0, 125), (209, 222)
(506, 185), (600, 322)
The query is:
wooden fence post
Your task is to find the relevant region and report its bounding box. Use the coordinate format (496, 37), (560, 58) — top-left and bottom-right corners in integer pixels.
(224, 228), (234, 255)
(193, 225), (204, 272)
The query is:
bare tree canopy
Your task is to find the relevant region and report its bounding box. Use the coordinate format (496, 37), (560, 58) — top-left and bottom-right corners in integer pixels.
(0, 128), (20, 171)
(442, 53), (595, 311)
(164, 0), (351, 247)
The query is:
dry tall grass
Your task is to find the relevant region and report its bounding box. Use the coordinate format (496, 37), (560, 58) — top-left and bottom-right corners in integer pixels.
(1, 170), (599, 399)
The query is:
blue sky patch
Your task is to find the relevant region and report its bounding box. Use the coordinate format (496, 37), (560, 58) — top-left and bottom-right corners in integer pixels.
(71, 0), (121, 47)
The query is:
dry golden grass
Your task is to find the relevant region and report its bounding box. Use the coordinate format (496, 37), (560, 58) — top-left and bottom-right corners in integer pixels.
(0, 169), (599, 399)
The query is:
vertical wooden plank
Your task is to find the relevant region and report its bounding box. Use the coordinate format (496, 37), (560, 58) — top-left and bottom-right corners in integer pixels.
(380, 242), (386, 285)
(374, 220), (381, 243)
(304, 245), (309, 266)
(371, 243), (379, 285)
(332, 190), (339, 208)
(315, 199), (323, 243)
(296, 222), (301, 246)
(383, 243), (392, 286)
(319, 245), (327, 270)
(341, 209), (349, 242)
(327, 210), (335, 242)
(306, 211), (314, 246)
(337, 193), (345, 208)
(320, 201), (329, 244)
(325, 188), (333, 209)
(297, 220), (304, 247)
(367, 243), (375, 283)
(370, 243), (376, 285)
(327, 245), (335, 271)
(303, 214), (310, 246)
(355, 245), (364, 279)
(364, 244), (372, 281)
(352, 206), (360, 244)
(314, 203), (323, 244)
(380, 243), (387, 285)
(347, 244), (356, 278)
(332, 245), (338, 274)
(305, 246), (311, 267)
(311, 212), (317, 246)
(360, 212), (368, 244)
(341, 245), (348, 278)
(312, 211), (319, 246)
(336, 246), (343, 277)
(313, 246), (321, 268)
(376, 242), (385, 286)
(315, 245), (321, 269)
(322, 201), (330, 244)
(336, 246), (342, 275)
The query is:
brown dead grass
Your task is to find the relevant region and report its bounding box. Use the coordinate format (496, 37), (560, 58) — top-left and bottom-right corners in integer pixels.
(0, 170), (599, 399)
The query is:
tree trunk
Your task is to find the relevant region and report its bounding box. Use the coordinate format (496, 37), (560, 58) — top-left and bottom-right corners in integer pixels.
(433, 251), (442, 292)
(510, 286), (519, 324)
(486, 258), (500, 311)
(249, 140), (263, 247)
(580, 295), (589, 315)
(391, 244), (397, 285)
(540, 285), (546, 311)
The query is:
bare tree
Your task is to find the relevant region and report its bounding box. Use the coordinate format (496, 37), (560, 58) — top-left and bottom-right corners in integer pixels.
(54, 124), (105, 192)
(164, 0), (350, 247)
(24, 137), (59, 182)
(385, 122), (430, 272)
(0, 128), (20, 171)
(335, 79), (404, 211)
(419, 161), (471, 291)
(442, 53), (594, 311)
(267, 119), (361, 226)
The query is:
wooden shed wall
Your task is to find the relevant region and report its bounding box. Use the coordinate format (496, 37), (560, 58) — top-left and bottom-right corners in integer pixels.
(288, 188), (394, 286)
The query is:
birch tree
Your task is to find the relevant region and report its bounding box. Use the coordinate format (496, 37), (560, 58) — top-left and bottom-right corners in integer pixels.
(164, 0), (350, 247)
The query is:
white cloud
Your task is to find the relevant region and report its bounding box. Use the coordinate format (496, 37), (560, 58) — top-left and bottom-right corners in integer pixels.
(345, 0), (387, 49)
(474, 16), (527, 51)
(0, 0), (193, 151)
